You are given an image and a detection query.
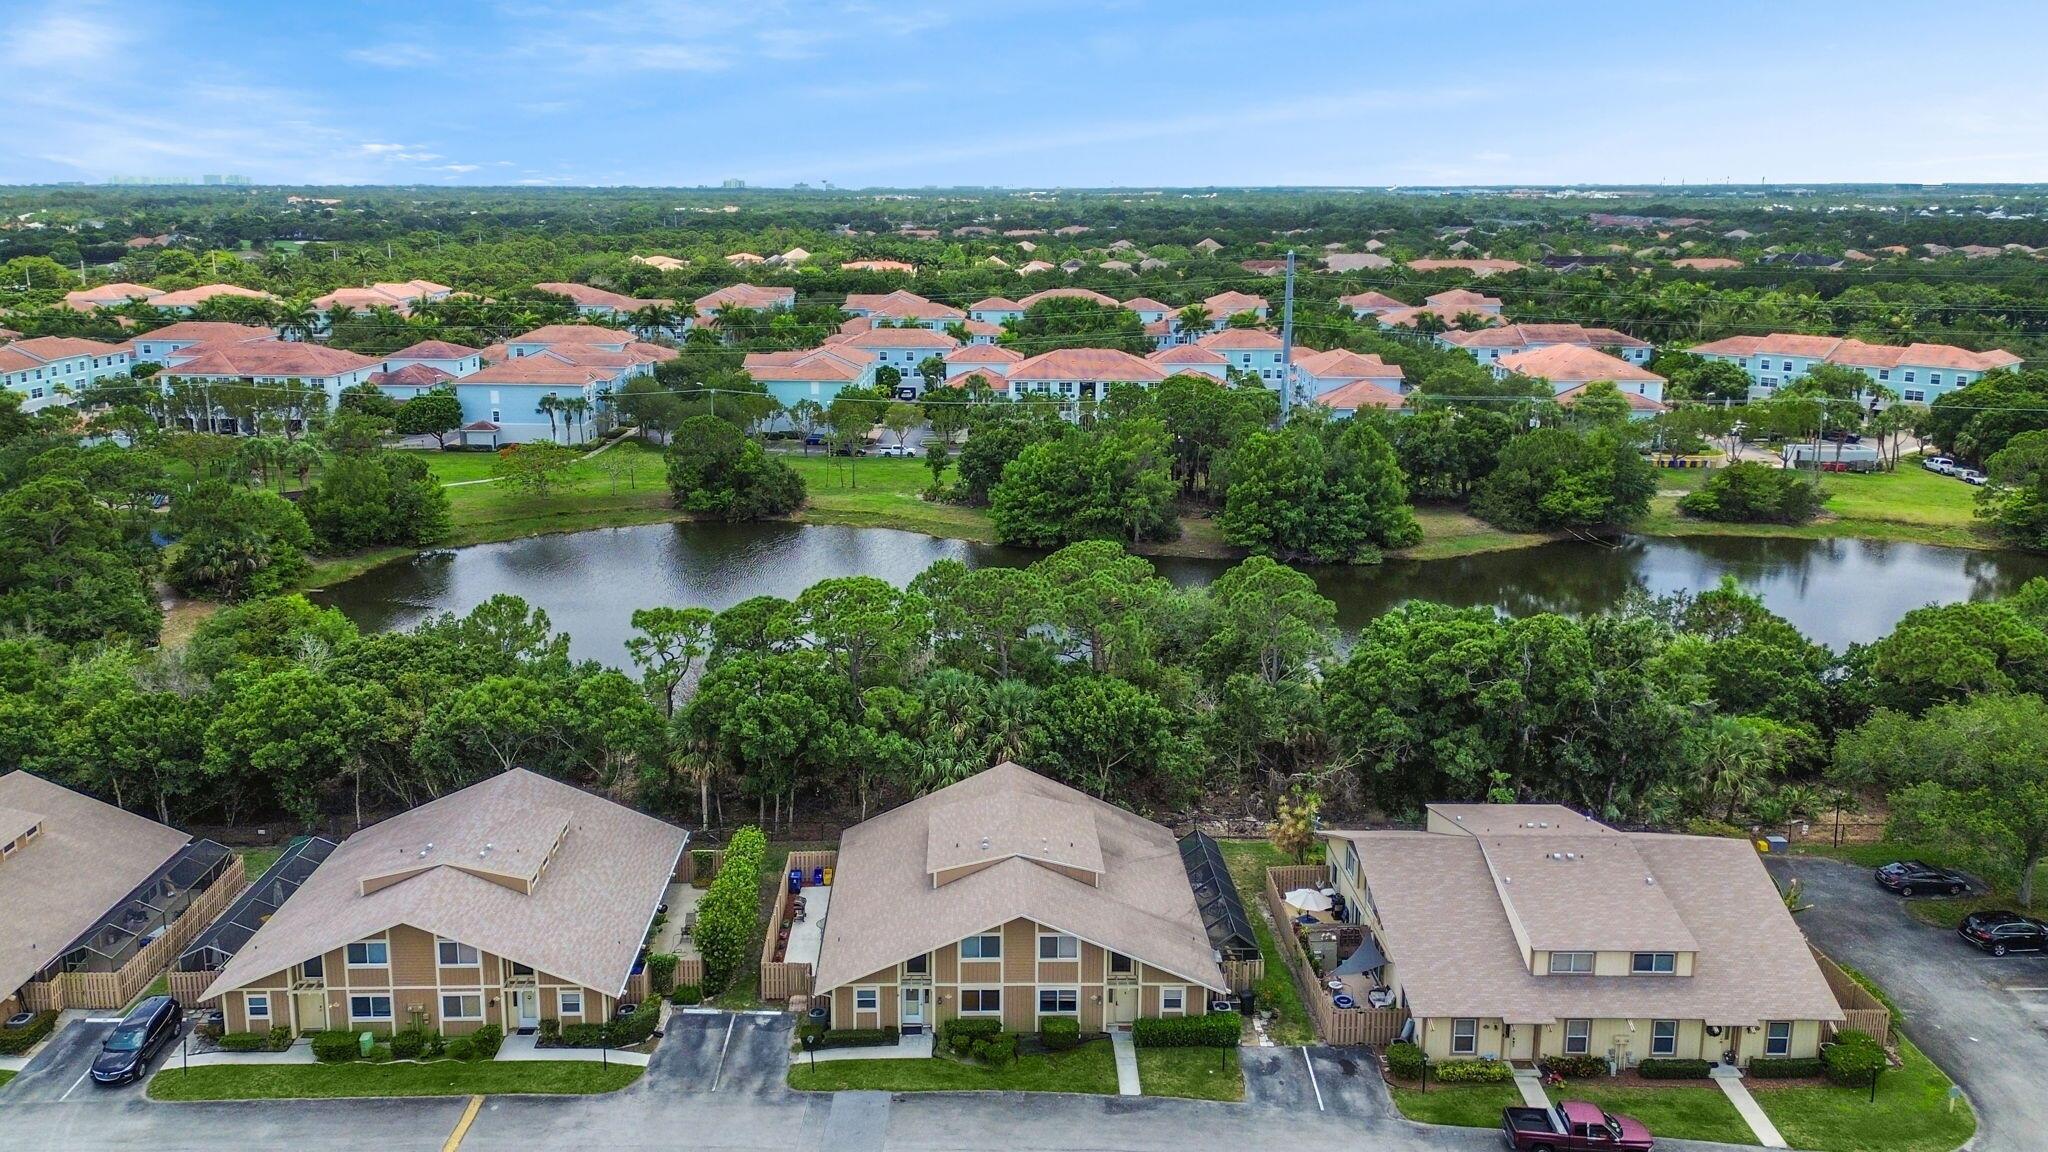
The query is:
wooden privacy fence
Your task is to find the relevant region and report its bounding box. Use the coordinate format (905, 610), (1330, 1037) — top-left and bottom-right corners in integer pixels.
(1262, 864), (1408, 1048)
(1220, 958), (1265, 995)
(167, 971), (218, 1009)
(677, 847), (725, 887)
(760, 850), (838, 1003)
(22, 856), (247, 1013)
(1810, 944), (1893, 1042)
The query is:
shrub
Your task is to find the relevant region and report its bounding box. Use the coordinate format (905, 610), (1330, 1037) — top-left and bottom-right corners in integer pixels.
(1748, 1056), (1826, 1079)
(445, 1036), (476, 1062)
(691, 849), (715, 885)
(647, 952), (680, 994)
(1132, 1012), (1240, 1049)
(1433, 1059), (1516, 1084)
(610, 1003), (661, 1046)
(365, 1043), (394, 1063)
(1637, 1058), (1713, 1079)
(1040, 1016), (1080, 1051)
(538, 1018), (560, 1041)
(1823, 1029), (1888, 1086)
(214, 1032), (269, 1053)
(426, 1034), (446, 1058)
(943, 1017), (1003, 1057)
(389, 1030), (427, 1059)
(818, 1027), (898, 1050)
(970, 1032), (1017, 1066)
(1678, 462), (1826, 524)
(0, 1010), (56, 1055)
(311, 1031), (362, 1063)
(558, 1022), (608, 1048)
(470, 1023), (504, 1060)
(696, 825), (766, 993)
(668, 985), (702, 1006)
(1384, 1041), (1426, 1081)
(666, 416), (807, 521)
(1539, 1054), (1609, 1079)
(267, 1024), (295, 1052)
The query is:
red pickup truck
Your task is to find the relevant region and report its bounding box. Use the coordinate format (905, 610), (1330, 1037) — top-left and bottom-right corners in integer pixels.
(1502, 1100), (1655, 1151)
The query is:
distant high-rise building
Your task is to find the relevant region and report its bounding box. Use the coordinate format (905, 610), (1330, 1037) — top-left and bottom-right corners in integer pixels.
(721, 178), (746, 189)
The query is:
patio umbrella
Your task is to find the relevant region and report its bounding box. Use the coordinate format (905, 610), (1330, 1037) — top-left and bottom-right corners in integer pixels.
(1284, 888), (1333, 912)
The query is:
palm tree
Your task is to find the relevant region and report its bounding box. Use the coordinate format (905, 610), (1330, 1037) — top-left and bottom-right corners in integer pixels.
(274, 299), (318, 343)
(322, 305), (355, 339)
(237, 436), (284, 489)
(283, 439), (323, 493)
(1175, 304), (1210, 340)
(537, 393), (561, 442)
(561, 396), (592, 443)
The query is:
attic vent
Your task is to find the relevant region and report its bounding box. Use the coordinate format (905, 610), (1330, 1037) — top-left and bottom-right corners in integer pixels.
(980, 837), (991, 851)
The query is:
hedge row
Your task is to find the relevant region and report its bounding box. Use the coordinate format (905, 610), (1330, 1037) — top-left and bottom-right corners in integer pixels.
(1432, 1059), (1516, 1084)
(697, 825), (767, 993)
(214, 1027), (293, 1053)
(1637, 1058), (1714, 1079)
(940, 1017), (1015, 1064)
(0, 1011), (57, 1055)
(1822, 1030), (1887, 1086)
(312, 1024), (499, 1064)
(1132, 1012), (1240, 1049)
(1539, 1054), (1608, 1079)
(817, 1027), (898, 1050)
(551, 1006), (659, 1049)
(646, 952), (680, 994)
(1748, 1056), (1826, 1078)
(1041, 1016), (1080, 1051)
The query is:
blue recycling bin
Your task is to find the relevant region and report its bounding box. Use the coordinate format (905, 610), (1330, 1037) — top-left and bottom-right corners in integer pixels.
(811, 866), (825, 887)
(788, 869), (803, 894)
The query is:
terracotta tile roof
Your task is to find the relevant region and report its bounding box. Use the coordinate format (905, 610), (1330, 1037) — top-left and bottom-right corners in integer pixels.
(945, 345), (1024, 365)
(388, 340), (481, 360)
(841, 260), (916, 273)
(1442, 323), (1649, 352)
(631, 255), (688, 271)
(1339, 291), (1409, 313)
(1294, 348), (1404, 382)
(1497, 344), (1663, 385)
(148, 283), (279, 309)
(162, 340), (378, 378)
(964, 319), (1003, 337)
(463, 356), (618, 386)
(1671, 258), (1743, 271)
(744, 346), (873, 382)
(843, 291), (963, 322)
(969, 297), (1022, 311)
(533, 282), (671, 311)
(507, 324), (634, 347)
(1006, 347), (1166, 383)
(841, 327), (959, 351)
(1313, 378), (1409, 411)
(1203, 291), (1269, 315)
(370, 363), (455, 388)
(694, 284), (795, 313)
(64, 282), (162, 311)
(1016, 287), (1121, 309)
(0, 772), (193, 999)
(125, 321), (274, 351)
(205, 769), (686, 1002)
(1407, 258), (1525, 276)
(1146, 345), (1229, 367)
(1424, 289), (1502, 309)
(1121, 297), (1171, 313)
(1324, 253), (1395, 272)
(1195, 328), (1282, 351)
(0, 336), (126, 364)
(813, 762), (1224, 995)
(1557, 382), (1668, 411)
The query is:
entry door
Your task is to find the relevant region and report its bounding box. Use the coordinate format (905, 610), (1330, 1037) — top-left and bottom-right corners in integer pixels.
(901, 988), (927, 1032)
(515, 989), (540, 1029)
(1108, 986), (1138, 1027)
(294, 989), (329, 1033)
(1507, 1023), (1534, 1062)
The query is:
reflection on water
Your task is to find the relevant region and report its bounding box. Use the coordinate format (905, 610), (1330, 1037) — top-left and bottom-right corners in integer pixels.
(315, 522), (2048, 666)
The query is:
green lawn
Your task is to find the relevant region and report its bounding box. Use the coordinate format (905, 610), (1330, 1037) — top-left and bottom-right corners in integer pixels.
(1403, 504), (1555, 560)
(1387, 1081), (1521, 1127)
(783, 453), (995, 542)
(1755, 1037), (1975, 1152)
(1213, 839), (1317, 1046)
(786, 1042), (1119, 1095)
(1136, 1047), (1244, 1101)
(0, 1070), (16, 1090)
(1641, 460), (1993, 551)
(146, 1060), (642, 1100)
(1568, 1084), (1758, 1147)
(236, 845), (284, 879)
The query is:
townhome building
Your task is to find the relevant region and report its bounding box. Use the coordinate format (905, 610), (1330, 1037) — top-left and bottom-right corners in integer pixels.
(1321, 805), (1847, 1068)
(144, 284), (281, 314)
(0, 336), (134, 411)
(1293, 348), (1408, 415)
(1374, 289), (1506, 330)
(532, 282), (676, 331)
(156, 339), (381, 416)
(126, 321), (278, 364)
(744, 345), (879, 410)
(691, 284), (796, 326)
(1440, 323), (1653, 366)
(841, 290), (965, 331)
(828, 327), (960, 397)
(63, 282), (163, 311)
(1144, 344), (1230, 380)
(944, 344), (1024, 382)
(968, 297), (1025, 327)
(456, 326), (675, 445)
(368, 340), (484, 400)
(310, 280), (453, 317)
(812, 762), (1233, 1035)
(1002, 347), (1165, 412)
(1493, 345), (1668, 414)
(1338, 291), (1409, 318)
(1195, 328), (1286, 387)
(1687, 334), (2023, 404)
(203, 769), (687, 1038)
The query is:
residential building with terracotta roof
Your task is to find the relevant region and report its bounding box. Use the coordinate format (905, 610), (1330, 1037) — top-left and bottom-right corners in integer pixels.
(746, 345), (880, 409)
(456, 326), (676, 445)
(370, 340), (483, 398)
(1144, 344), (1229, 380)
(1687, 334), (2023, 404)
(943, 344), (1023, 382)
(1324, 253), (1395, 273)
(1004, 347), (1165, 409)
(1121, 298), (1173, 327)
(630, 254), (688, 271)
(842, 259), (916, 274)
(1313, 377), (1410, 417)
(1016, 287), (1122, 310)
(1322, 805), (1849, 1067)
(968, 297), (1025, 326)
(1293, 348), (1408, 413)
(532, 283), (676, 331)
(1440, 323), (1653, 367)
(1339, 291), (1409, 317)
(692, 283), (796, 321)
(828, 327), (958, 396)
(310, 280), (453, 319)
(0, 337), (134, 412)
(1406, 258), (1526, 277)
(842, 290), (964, 330)
(812, 762), (1228, 1035)
(63, 282), (163, 312)
(203, 769), (686, 1038)
(1195, 328), (1286, 387)
(146, 283), (281, 313)
(157, 339), (381, 414)
(126, 322), (277, 364)
(1493, 345), (1667, 413)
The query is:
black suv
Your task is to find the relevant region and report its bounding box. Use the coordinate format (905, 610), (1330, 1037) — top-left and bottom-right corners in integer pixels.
(91, 996), (181, 1085)
(1874, 860), (1969, 897)
(1959, 911), (2048, 956)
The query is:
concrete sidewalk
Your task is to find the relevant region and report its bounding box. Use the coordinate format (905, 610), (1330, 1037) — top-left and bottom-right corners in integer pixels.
(497, 1031), (650, 1066)
(1111, 1031), (1140, 1096)
(803, 1032), (932, 1063)
(1711, 1065), (1788, 1148)
(1511, 1065), (1550, 1109)
(177, 1038), (318, 1067)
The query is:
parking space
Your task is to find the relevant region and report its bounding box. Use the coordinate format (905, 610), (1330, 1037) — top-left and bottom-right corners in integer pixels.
(1, 1014), (138, 1103)
(1240, 1045), (1390, 1118)
(645, 1010), (791, 1094)
(1769, 855), (2048, 1152)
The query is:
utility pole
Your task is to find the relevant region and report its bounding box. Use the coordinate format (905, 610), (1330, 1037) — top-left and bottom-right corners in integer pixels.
(1278, 249), (1297, 421)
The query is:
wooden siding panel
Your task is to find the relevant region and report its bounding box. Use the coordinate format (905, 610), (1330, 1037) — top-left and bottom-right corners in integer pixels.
(1002, 919), (1036, 983)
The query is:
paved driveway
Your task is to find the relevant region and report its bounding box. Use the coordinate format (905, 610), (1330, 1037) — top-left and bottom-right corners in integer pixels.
(1242, 1044), (1391, 1117)
(646, 1010), (792, 1094)
(2, 1014), (131, 1103)
(1770, 855), (2048, 1152)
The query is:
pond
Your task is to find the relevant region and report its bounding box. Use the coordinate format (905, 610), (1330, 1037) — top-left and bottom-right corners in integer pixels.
(314, 522), (2048, 666)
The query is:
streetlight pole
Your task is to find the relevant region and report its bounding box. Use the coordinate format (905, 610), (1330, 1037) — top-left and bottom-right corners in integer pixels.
(1278, 250), (1297, 421)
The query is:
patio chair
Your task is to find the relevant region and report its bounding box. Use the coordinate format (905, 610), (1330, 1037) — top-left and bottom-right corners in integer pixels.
(682, 911), (696, 937)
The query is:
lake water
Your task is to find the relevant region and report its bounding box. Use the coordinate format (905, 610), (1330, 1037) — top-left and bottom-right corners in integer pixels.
(314, 523), (2048, 665)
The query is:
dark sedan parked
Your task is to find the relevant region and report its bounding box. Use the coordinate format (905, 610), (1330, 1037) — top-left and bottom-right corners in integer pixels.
(91, 995), (181, 1085)
(1875, 860), (1970, 897)
(1959, 910), (2048, 956)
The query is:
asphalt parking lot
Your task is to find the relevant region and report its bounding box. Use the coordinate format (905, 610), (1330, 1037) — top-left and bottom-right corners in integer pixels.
(1241, 1044), (1390, 1117)
(2, 1013), (140, 1103)
(1770, 854), (2048, 1152)
(645, 1009), (793, 1093)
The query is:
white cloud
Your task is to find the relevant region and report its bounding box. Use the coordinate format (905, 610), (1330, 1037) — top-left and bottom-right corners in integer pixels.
(0, 3), (129, 67)
(345, 42), (442, 68)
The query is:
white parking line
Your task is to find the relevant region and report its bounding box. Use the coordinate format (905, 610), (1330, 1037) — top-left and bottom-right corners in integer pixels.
(58, 1069), (93, 1101)
(1300, 1046), (1324, 1112)
(711, 1014), (737, 1091)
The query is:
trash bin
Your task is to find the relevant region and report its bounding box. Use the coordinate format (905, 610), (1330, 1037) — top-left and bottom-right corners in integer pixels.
(1763, 835), (1789, 855)
(811, 866), (825, 887)
(788, 869), (803, 894)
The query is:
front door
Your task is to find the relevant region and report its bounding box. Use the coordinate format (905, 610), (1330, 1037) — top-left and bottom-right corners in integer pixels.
(294, 989), (328, 1033)
(901, 987), (927, 1033)
(1108, 986), (1138, 1028)
(515, 989), (539, 1030)
(1507, 1022), (1534, 1062)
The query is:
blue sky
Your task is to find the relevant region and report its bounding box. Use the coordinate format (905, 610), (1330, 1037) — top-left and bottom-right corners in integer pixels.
(6, 0), (2048, 187)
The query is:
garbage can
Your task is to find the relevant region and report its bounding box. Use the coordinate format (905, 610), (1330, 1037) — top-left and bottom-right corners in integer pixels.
(788, 869), (803, 894)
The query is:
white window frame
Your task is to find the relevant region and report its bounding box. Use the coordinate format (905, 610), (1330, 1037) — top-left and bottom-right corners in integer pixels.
(558, 990), (584, 1017)
(1450, 1018), (1478, 1055)
(1765, 1021), (1792, 1057)
(1903, 389), (1925, 403)
(437, 939), (480, 966)
(1160, 986), (1186, 1015)
(349, 994), (394, 1022)
(960, 934), (1002, 960)
(1036, 987), (1079, 1016)
(855, 987), (879, 1013)
(1651, 1020), (1678, 1057)
(1564, 1018), (1592, 1055)
(345, 939), (389, 967)
(1631, 952), (1676, 975)
(1108, 952), (1134, 975)
(959, 987), (1002, 1015)
(1548, 951), (1595, 975)
(245, 993), (271, 1021)
(1038, 933), (1079, 960)
(440, 994), (483, 1021)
